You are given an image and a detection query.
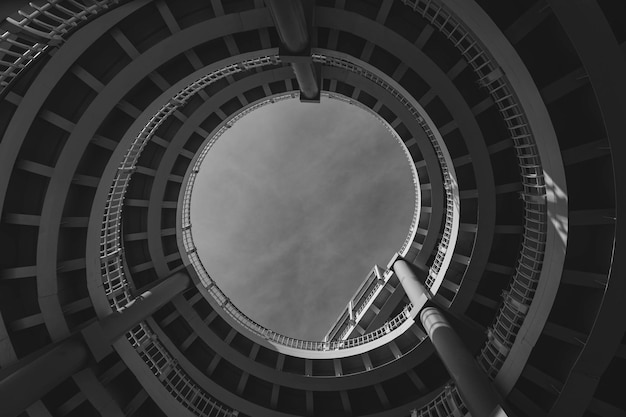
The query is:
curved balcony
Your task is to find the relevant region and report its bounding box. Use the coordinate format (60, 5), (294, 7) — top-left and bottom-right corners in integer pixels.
(0, 0), (624, 415)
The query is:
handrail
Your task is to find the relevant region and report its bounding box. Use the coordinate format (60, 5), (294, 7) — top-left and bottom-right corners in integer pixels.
(99, 53), (417, 417)
(325, 264), (387, 342)
(95, 2), (548, 411)
(322, 91), (422, 257)
(2, 0), (549, 414)
(409, 385), (468, 417)
(100, 56), (283, 417)
(311, 52), (458, 289)
(182, 52), (458, 352)
(127, 321), (234, 417)
(396, 0), (549, 415)
(400, 0), (548, 381)
(182, 91), (416, 351)
(0, 0), (123, 92)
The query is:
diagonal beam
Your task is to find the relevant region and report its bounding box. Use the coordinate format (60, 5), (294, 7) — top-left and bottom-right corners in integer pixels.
(0, 272), (191, 417)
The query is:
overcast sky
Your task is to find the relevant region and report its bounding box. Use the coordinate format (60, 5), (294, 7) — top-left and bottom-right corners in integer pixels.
(191, 98), (415, 340)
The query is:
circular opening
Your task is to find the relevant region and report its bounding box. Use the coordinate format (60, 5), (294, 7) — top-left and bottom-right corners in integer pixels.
(190, 97), (416, 339)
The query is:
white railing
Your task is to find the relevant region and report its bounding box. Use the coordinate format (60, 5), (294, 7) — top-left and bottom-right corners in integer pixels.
(186, 203), (410, 352)
(182, 93), (416, 350)
(127, 322), (234, 417)
(312, 52), (457, 288)
(99, 56), (283, 417)
(323, 91), (421, 256)
(409, 385), (468, 417)
(1, 0), (122, 90)
(5, 0), (548, 414)
(396, 0), (549, 414)
(325, 265), (388, 342)
(181, 85), (426, 351)
(98, 55), (416, 417)
(400, 0), (548, 380)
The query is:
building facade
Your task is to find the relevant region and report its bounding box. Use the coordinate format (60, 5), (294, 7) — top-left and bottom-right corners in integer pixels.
(0, 0), (625, 416)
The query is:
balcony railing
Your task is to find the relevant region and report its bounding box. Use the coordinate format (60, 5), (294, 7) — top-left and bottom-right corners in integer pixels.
(99, 56), (283, 417)
(127, 322), (235, 417)
(399, 0), (549, 413)
(4, 0), (549, 414)
(1, 0), (123, 92)
(409, 385), (468, 417)
(182, 93), (416, 351)
(312, 52), (459, 292)
(323, 91), (422, 257)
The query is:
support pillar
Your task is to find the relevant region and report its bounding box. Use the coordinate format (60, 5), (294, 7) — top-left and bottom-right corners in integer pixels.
(0, 271), (190, 417)
(393, 259), (431, 309)
(421, 307), (506, 417)
(393, 260), (506, 417)
(101, 271), (190, 340)
(82, 271), (191, 360)
(265, 0), (320, 101)
(0, 338), (89, 417)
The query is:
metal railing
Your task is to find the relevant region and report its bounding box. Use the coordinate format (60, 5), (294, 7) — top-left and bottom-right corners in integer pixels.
(127, 322), (234, 416)
(182, 95), (416, 350)
(179, 53), (461, 353)
(191, 239), (412, 352)
(409, 385), (469, 417)
(398, 0), (549, 413)
(1, 0), (123, 91)
(323, 91), (421, 256)
(92, 2), (546, 410)
(324, 265), (385, 342)
(401, 0), (548, 381)
(96, 56), (416, 417)
(3, 0), (548, 414)
(317, 90), (423, 343)
(99, 56), (284, 417)
(312, 52), (458, 290)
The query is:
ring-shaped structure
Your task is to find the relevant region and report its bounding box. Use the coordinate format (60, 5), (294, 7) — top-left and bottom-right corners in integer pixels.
(3, 0), (624, 416)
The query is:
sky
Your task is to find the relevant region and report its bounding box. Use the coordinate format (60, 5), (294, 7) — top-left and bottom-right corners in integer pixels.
(190, 98), (415, 340)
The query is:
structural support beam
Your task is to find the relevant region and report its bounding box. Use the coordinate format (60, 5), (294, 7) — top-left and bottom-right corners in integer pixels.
(265, 0), (320, 101)
(0, 272), (190, 417)
(393, 259), (431, 310)
(421, 308), (507, 417)
(393, 259), (506, 417)
(0, 338), (89, 417)
(82, 271), (191, 360)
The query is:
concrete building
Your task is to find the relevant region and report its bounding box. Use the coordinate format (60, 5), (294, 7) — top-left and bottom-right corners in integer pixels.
(0, 0), (625, 416)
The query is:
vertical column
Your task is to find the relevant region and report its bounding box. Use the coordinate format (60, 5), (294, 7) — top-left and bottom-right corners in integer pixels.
(265, 0), (320, 101)
(393, 259), (431, 309)
(393, 260), (506, 417)
(421, 307), (506, 417)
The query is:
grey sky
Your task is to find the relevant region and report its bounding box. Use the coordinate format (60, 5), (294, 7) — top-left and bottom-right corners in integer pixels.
(191, 98), (415, 340)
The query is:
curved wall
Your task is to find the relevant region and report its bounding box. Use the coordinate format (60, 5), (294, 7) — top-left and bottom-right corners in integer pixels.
(0, 1), (625, 416)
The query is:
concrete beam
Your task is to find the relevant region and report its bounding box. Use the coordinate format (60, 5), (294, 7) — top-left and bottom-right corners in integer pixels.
(265, 0), (319, 101)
